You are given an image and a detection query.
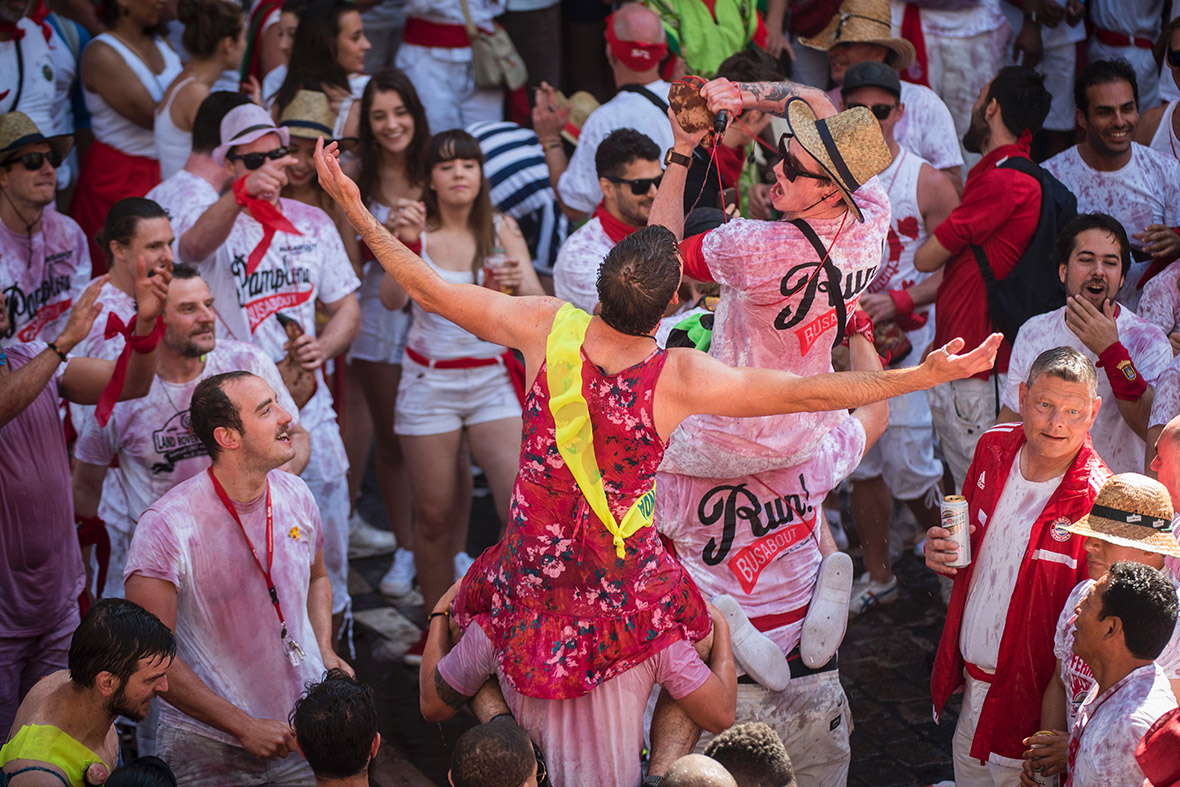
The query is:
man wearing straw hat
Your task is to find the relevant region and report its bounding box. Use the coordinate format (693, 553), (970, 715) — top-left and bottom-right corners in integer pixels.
(798, 0), (964, 191)
(1021, 473), (1180, 784)
(0, 111), (91, 346)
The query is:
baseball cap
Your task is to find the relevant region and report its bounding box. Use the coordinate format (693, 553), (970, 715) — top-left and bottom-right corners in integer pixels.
(212, 103), (291, 167)
(841, 60), (902, 100)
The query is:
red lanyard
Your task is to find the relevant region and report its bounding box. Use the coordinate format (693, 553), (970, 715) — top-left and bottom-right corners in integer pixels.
(207, 468), (289, 639)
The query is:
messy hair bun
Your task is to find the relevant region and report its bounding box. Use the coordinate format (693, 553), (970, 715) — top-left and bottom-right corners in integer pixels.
(178, 0), (244, 59)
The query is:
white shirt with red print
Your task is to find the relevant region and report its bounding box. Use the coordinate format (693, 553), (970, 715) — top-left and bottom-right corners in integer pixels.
(1, 208), (91, 346)
(1002, 305), (1171, 474)
(661, 179), (890, 479)
(829, 84), (963, 173)
(146, 170), (219, 258)
(1149, 352), (1180, 429)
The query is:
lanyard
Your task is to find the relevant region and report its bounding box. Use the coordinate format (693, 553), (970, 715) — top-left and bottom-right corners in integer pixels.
(207, 468), (289, 639)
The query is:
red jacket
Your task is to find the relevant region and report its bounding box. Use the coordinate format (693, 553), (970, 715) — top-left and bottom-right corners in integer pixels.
(931, 423), (1110, 764)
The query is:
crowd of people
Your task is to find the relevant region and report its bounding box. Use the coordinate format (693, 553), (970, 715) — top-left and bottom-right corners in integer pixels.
(5, 0), (1180, 785)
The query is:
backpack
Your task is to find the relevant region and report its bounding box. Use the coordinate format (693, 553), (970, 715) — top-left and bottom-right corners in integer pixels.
(970, 156), (1078, 345)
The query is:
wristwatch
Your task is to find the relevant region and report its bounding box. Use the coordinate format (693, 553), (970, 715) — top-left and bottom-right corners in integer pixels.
(664, 149), (692, 168)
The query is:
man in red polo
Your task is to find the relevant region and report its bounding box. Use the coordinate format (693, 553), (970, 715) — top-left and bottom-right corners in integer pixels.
(914, 65), (1051, 493)
(925, 347), (1111, 786)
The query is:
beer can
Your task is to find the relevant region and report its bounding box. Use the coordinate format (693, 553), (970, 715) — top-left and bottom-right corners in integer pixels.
(941, 495), (971, 568)
(1028, 731), (1060, 787)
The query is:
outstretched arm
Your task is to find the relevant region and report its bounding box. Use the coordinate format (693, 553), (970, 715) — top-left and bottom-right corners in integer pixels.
(699, 77), (837, 122)
(314, 139), (557, 363)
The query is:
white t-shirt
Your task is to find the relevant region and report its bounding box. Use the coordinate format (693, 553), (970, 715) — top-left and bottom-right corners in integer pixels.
(1070, 663), (1177, 787)
(203, 198), (359, 446)
(831, 83), (963, 173)
(1055, 573), (1180, 733)
(0, 209), (91, 346)
(125, 469), (326, 745)
(0, 19), (57, 139)
(1043, 144), (1180, 309)
(553, 216), (615, 314)
(889, 0), (1005, 38)
(146, 169), (220, 257)
(1150, 352), (1180, 429)
(73, 340), (300, 534)
(1002, 305), (1171, 474)
(1138, 259), (1180, 337)
(961, 449), (1062, 672)
(557, 80), (674, 214)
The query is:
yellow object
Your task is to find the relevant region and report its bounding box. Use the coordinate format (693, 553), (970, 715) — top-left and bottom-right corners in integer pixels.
(0, 724), (110, 787)
(546, 303), (656, 559)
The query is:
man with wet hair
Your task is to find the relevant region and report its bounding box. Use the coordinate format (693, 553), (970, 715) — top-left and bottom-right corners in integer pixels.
(448, 717), (538, 787)
(290, 670), (379, 786)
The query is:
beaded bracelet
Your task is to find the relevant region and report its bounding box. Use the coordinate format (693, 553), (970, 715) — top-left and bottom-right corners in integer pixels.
(46, 342), (68, 363)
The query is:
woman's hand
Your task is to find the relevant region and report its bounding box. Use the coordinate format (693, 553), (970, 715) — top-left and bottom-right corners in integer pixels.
(391, 198), (427, 246)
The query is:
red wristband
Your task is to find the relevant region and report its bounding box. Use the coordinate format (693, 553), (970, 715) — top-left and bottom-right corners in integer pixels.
(1096, 342), (1148, 401)
(844, 310), (875, 346)
(403, 237), (422, 256)
(129, 315), (165, 354)
(888, 288), (915, 317)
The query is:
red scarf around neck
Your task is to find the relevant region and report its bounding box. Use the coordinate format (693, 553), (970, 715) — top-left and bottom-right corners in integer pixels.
(593, 202), (642, 245)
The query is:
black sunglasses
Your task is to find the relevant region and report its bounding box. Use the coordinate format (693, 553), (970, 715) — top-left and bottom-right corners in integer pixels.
(1169, 48), (1180, 68)
(227, 146), (291, 170)
(2, 150), (63, 171)
(532, 741), (549, 786)
(606, 174), (662, 195)
(846, 102), (898, 120)
(776, 134), (829, 183)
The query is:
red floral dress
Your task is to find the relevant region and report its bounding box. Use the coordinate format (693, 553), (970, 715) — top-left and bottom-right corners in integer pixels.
(451, 347), (711, 700)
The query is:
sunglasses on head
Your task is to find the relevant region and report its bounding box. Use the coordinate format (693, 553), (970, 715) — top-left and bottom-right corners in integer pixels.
(776, 133), (830, 183)
(227, 146), (291, 170)
(606, 173), (663, 195)
(2, 150), (63, 171)
(1169, 49), (1180, 68)
(846, 102), (897, 120)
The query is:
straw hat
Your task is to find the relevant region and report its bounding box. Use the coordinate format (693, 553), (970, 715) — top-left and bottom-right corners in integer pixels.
(1063, 473), (1180, 558)
(799, 0), (916, 72)
(784, 97), (892, 223)
(279, 90), (356, 152)
(554, 90), (600, 147)
(0, 112), (73, 161)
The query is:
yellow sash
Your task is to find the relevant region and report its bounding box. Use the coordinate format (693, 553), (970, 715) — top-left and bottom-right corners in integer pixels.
(0, 724), (109, 787)
(546, 303), (656, 559)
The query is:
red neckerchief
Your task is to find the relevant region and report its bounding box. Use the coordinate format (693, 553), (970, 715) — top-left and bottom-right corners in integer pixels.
(899, 4), (931, 88)
(232, 176), (302, 276)
(94, 313), (165, 426)
(29, 0), (52, 42)
(593, 203), (642, 245)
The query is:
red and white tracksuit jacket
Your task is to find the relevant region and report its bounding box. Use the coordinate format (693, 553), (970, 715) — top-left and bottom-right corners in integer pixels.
(931, 423), (1110, 764)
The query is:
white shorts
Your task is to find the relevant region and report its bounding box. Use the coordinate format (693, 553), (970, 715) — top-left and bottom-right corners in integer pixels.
(394, 42), (503, 134)
(394, 360), (521, 436)
(348, 262), (411, 365)
(849, 425), (942, 500)
(303, 421), (352, 616)
(1038, 43), (1079, 132)
(952, 673), (1023, 787)
(926, 375), (1005, 494)
(695, 671), (851, 787)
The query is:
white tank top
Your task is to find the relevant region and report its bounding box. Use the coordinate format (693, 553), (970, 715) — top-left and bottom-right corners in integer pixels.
(404, 219), (506, 361)
(154, 75), (196, 180)
(83, 33), (182, 157)
(872, 148), (930, 295)
(1149, 100), (1180, 162)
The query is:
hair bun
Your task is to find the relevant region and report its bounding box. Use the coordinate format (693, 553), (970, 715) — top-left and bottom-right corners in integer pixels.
(176, 0), (198, 25)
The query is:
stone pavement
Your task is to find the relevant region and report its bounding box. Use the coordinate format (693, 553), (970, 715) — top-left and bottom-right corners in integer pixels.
(348, 484), (965, 786)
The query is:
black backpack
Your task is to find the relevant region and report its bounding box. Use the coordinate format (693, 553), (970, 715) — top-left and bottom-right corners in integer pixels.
(970, 156), (1078, 345)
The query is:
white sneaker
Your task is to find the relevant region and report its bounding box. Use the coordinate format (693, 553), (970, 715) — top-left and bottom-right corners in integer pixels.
(454, 552), (475, 581)
(380, 549), (416, 597)
(847, 575), (899, 618)
(712, 594), (791, 692)
(801, 552), (853, 667)
(348, 511), (397, 559)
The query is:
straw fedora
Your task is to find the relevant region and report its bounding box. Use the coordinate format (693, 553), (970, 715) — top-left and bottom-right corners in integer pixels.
(553, 90), (600, 147)
(278, 90), (357, 152)
(799, 0), (916, 73)
(783, 97), (892, 223)
(1063, 473), (1180, 558)
(0, 111), (73, 161)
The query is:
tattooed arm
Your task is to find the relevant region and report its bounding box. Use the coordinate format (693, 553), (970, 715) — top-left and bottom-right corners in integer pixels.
(698, 78), (838, 122)
(419, 581), (484, 722)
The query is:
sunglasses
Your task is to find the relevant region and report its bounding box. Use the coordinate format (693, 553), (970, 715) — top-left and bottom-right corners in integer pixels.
(776, 134), (830, 183)
(227, 146), (291, 170)
(2, 150), (63, 171)
(533, 741), (548, 786)
(846, 102), (898, 120)
(1169, 49), (1180, 68)
(606, 174), (662, 195)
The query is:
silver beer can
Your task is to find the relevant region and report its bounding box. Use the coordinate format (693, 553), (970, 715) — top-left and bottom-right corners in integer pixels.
(941, 495), (971, 568)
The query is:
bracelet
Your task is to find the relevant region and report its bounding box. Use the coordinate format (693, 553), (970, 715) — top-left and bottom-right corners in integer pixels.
(46, 342), (68, 363)
(427, 610), (450, 623)
(888, 288), (915, 317)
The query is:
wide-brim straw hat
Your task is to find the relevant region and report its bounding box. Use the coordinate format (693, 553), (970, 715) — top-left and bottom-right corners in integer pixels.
(554, 90), (600, 147)
(278, 90), (357, 153)
(1063, 473), (1180, 558)
(784, 97), (891, 223)
(0, 111), (73, 161)
(799, 0), (916, 72)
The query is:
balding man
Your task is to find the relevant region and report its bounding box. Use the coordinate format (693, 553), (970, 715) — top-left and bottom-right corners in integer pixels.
(557, 3), (674, 216)
(662, 754), (738, 787)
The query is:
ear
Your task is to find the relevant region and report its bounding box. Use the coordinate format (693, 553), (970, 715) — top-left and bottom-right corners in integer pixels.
(448, 770), (455, 787)
(1090, 394), (1102, 425)
(1018, 381), (1029, 415)
(1075, 106), (1087, 130)
(1059, 262), (1068, 285)
(986, 97), (1000, 120)
(896, 102), (905, 120)
(598, 177), (615, 202)
(1104, 613), (1123, 643)
(370, 732), (381, 759)
(213, 424), (242, 453)
(94, 671), (120, 699)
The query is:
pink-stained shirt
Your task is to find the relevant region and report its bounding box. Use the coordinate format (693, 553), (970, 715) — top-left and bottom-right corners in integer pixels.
(438, 622), (710, 787)
(1139, 259), (1180, 337)
(661, 179), (889, 478)
(1150, 352), (1180, 429)
(125, 469), (326, 745)
(1002, 305), (1171, 474)
(145, 170), (219, 260)
(0, 343), (84, 637)
(0, 209), (92, 346)
(1068, 664), (1177, 787)
(553, 216), (614, 314)
(73, 340), (300, 534)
